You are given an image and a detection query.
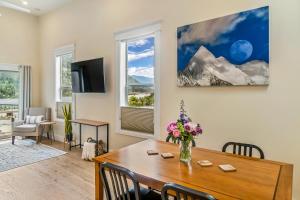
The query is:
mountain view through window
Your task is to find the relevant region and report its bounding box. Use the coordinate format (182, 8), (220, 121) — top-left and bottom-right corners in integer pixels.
(127, 36), (154, 107)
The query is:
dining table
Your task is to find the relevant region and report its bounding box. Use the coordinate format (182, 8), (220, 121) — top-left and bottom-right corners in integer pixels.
(94, 139), (293, 200)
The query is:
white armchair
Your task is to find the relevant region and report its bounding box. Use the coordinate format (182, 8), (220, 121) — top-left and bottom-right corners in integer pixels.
(11, 107), (51, 144)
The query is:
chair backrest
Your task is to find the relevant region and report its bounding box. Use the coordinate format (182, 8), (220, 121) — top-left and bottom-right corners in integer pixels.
(222, 142), (264, 159)
(100, 162), (141, 200)
(161, 183), (216, 200)
(166, 134), (196, 147)
(26, 107), (51, 121)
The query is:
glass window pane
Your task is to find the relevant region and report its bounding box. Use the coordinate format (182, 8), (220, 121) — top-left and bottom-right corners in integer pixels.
(61, 53), (73, 87)
(0, 71), (19, 99)
(61, 87), (72, 98)
(0, 70), (19, 122)
(126, 36), (155, 107)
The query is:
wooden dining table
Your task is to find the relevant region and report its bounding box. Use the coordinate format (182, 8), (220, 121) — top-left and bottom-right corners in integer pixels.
(94, 139), (293, 200)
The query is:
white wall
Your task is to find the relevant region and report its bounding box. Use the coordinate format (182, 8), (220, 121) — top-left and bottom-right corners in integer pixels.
(38, 0), (300, 198)
(0, 7), (40, 106)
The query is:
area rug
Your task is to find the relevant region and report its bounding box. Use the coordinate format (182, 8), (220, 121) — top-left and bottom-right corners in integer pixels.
(0, 139), (66, 172)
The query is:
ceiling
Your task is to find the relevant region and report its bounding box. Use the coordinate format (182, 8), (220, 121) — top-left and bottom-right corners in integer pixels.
(0, 0), (73, 15)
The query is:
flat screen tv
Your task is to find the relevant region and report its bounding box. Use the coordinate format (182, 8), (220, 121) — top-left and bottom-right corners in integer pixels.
(71, 58), (105, 93)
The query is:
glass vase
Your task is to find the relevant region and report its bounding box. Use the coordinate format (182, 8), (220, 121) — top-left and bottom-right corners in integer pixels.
(179, 140), (192, 163)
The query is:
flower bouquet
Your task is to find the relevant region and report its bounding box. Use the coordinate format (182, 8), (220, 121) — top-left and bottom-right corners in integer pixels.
(166, 100), (203, 163)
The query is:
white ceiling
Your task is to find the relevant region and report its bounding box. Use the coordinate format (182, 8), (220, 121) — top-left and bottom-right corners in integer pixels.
(0, 0), (73, 15)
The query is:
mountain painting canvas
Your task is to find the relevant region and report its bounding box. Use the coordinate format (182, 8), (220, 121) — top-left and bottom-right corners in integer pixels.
(177, 6), (269, 86)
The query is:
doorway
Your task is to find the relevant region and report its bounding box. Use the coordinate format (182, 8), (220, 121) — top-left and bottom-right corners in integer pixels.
(0, 65), (20, 139)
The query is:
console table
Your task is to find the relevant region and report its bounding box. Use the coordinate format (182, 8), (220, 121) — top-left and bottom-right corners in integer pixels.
(70, 119), (109, 155)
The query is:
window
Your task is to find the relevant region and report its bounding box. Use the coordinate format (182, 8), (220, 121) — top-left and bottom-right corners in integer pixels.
(55, 45), (74, 102)
(127, 36), (155, 107)
(115, 22), (160, 138)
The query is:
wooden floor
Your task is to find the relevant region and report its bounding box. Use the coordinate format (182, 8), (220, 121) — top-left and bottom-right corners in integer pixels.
(0, 138), (95, 200)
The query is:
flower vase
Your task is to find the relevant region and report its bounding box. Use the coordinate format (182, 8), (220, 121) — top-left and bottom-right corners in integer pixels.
(179, 140), (192, 163)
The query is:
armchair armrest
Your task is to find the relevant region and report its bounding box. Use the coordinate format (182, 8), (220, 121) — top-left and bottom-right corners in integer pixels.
(11, 117), (24, 128)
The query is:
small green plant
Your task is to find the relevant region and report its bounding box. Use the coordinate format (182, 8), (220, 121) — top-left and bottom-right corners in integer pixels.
(62, 104), (72, 142)
(128, 93), (154, 107)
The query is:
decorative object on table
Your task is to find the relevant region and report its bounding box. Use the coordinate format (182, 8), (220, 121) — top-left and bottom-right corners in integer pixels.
(147, 150), (159, 155)
(177, 6), (269, 87)
(161, 153), (175, 159)
(62, 104), (72, 146)
(197, 160), (213, 167)
(219, 164), (237, 172)
(166, 100), (203, 163)
(0, 139), (66, 173)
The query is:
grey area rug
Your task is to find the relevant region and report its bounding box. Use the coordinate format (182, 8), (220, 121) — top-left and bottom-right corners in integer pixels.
(0, 139), (66, 172)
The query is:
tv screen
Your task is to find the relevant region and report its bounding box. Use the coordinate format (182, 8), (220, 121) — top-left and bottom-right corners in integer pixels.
(71, 58), (105, 93)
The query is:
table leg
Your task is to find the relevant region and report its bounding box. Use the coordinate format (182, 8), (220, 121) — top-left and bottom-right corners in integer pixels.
(95, 162), (103, 200)
(96, 127), (99, 156)
(50, 125), (53, 144)
(40, 126), (44, 143)
(79, 124), (82, 148)
(52, 125), (55, 142)
(106, 124), (109, 153)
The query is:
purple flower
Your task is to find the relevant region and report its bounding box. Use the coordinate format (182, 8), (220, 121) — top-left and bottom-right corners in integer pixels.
(195, 124), (203, 134)
(184, 123), (193, 133)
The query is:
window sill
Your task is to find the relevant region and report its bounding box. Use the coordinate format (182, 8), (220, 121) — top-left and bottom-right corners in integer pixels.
(118, 129), (155, 139)
(56, 100), (72, 103)
(121, 105), (153, 110)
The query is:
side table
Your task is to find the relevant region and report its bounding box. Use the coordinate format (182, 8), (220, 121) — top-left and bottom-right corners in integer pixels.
(40, 121), (56, 144)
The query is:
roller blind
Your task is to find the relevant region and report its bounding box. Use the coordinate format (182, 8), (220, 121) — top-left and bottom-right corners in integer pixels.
(121, 106), (154, 134)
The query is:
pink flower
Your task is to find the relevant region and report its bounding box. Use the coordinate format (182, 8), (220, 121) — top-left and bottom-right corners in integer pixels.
(167, 122), (177, 133)
(172, 129), (181, 138)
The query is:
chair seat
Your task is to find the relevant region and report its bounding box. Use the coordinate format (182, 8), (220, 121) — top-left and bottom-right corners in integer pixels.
(129, 187), (161, 200)
(13, 124), (36, 132)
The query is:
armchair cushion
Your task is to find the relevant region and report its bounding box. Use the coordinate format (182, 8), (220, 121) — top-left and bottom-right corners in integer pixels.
(13, 124), (36, 132)
(25, 115), (44, 124)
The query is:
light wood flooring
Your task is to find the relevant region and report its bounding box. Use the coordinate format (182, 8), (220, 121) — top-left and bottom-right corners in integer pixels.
(0, 138), (95, 200)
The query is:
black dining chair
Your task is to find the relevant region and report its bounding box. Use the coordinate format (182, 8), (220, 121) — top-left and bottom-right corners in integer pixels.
(161, 183), (216, 200)
(222, 142), (265, 159)
(100, 162), (161, 200)
(166, 135), (196, 147)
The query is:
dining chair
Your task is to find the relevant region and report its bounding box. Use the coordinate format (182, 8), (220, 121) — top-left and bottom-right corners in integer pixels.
(161, 183), (216, 200)
(166, 135), (196, 147)
(100, 162), (161, 200)
(222, 142), (265, 159)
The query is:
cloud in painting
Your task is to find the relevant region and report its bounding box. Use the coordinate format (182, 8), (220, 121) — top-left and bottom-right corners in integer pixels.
(178, 14), (248, 47)
(128, 66), (154, 78)
(128, 48), (154, 62)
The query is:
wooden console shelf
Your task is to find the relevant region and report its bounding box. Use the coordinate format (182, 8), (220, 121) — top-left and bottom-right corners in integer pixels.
(70, 119), (109, 155)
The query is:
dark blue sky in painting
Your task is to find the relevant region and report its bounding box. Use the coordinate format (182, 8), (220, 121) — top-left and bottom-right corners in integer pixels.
(177, 6), (269, 71)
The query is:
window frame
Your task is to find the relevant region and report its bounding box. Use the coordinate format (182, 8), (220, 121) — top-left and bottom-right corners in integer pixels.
(115, 21), (161, 139)
(54, 44), (75, 103)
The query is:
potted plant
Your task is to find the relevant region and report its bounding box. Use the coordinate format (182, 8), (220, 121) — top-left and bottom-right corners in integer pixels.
(166, 100), (203, 163)
(62, 104), (72, 143)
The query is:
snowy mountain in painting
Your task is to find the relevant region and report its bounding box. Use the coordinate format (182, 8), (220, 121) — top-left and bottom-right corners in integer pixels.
(178, 46), (269, 86)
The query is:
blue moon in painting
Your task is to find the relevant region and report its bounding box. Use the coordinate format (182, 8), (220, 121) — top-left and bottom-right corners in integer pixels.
(230, 40), (253, 63)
